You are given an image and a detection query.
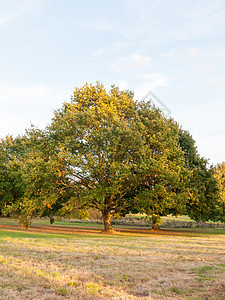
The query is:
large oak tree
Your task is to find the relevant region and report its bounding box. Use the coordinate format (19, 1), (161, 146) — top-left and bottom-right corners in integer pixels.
(49, 82), (190, 232)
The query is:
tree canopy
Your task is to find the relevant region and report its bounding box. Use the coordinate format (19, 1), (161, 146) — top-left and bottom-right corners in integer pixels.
(0, 82), (223, 232)
(213, 162), (225, 222)
(0, 129), (71, 227)
(179, 129), (220, 222)
(0, 135), (28, 216)
(48, 82), (190, 231)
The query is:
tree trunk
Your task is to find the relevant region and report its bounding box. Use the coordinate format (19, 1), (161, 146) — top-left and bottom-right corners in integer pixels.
(49, 217), (55, 224)
(152, 214), (160, 230)
(152, 222), (160, 230)
(102, 210), (114, 233)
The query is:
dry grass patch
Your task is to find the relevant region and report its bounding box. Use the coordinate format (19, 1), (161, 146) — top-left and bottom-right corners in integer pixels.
(0, 226), (224, 299)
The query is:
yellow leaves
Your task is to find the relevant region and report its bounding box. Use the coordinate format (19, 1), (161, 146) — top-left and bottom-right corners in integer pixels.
(43, 202), (52, 209)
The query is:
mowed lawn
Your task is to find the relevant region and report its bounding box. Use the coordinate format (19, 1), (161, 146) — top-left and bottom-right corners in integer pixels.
(0, 220), (224, 299)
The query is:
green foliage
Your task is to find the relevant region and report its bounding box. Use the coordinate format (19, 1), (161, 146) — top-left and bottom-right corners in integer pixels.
(0, 135), (28, 217)
(213, 162), (225, 222)
(146, 214), (163, 226)
(129, 106), (190, 228)
(179, 129), (220, 222)
(49, 83), (145, 230)
(0, 82), (221, 230)
(0, 128), (72, 227)
(49, 82), (191, 231)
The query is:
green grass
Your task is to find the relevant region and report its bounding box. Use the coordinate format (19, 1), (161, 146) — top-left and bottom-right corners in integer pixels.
(191, 266), (214, 282)
(167, 227), (225, 235)
(0, 229), (75, 239)
(1, 217), (225, 236)
(0, 228), (120, 240)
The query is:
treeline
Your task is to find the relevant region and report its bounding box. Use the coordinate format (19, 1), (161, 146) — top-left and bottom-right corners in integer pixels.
(0, 82), (224, 232)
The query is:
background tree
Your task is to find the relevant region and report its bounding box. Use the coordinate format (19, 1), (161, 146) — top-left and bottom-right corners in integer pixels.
(130, 105), (190, 230)
(0, 135), (27, 217)
(213, 162), (225, 222)
(178, 129), (220, 222)
(0, 128), (72, 227)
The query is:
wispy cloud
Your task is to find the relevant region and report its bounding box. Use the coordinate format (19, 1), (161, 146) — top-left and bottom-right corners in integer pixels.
(93, 41), (130, 56)
(0, 0), (42, 27)
(161, 47), (205, 61)
(0, 82), (70, 137)
(113, 80), (129, 90)
(194, 62), (217, 74)
(84, 18), (114, 31)
(112, 54), (152, 72)
(0, 83), (59, 106)
(124, 0), (225, 42)
(134, 73), (169, 99)
(172, 99), (225, 164)
(208, 77), (225, 91)
(0, 16), (11, 26)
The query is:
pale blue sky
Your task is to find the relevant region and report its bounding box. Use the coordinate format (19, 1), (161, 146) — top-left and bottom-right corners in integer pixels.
(0, 0), (225, 164)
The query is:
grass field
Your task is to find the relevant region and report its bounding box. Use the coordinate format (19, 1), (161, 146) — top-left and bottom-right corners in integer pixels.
(0, 219), (224, 299)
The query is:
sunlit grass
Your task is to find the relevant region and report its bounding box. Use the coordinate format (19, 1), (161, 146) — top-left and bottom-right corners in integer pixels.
(0, 221), (224, 299)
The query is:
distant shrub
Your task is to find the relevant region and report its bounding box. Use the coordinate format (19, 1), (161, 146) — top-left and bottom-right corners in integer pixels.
(86, 208), (102, 220)
(161, 220), (225, 229)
